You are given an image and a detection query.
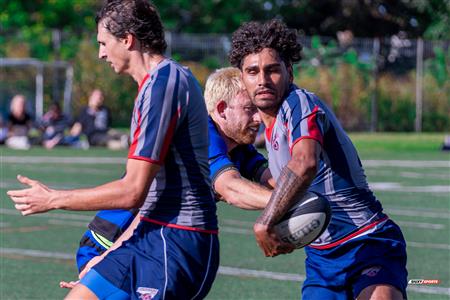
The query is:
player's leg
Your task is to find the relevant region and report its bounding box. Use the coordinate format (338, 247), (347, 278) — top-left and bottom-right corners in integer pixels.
(160, 226), (220, 299)
(69, 269), (130, 300)
(65, 283), (98, 300)
(357, 284), (403, 300)
(302, 284), (351, 300)
(302, 247), (351, 300)
(351, 220), (408, 300)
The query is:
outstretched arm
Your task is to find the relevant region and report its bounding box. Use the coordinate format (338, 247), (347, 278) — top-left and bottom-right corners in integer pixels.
(253, 138), (321, 257)
(8, 158), (160, 215)
(214, 169), (271, 210)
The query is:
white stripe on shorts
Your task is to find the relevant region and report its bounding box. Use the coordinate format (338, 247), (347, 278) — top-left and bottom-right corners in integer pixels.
(191, 234), (213, 300)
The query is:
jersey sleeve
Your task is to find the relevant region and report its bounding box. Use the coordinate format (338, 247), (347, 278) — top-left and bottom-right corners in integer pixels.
(128, 66), (181, 164)
(208, 118), (237, 185)
(286, 91), (326, 152)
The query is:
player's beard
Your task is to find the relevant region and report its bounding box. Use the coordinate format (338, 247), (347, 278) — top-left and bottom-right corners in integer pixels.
(223, 123), (257, 145)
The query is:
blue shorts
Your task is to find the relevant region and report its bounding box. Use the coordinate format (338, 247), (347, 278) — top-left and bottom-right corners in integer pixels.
(76, 230), (109, 272)
(80, 221), (220, 300)
(302, 219), (408, 299)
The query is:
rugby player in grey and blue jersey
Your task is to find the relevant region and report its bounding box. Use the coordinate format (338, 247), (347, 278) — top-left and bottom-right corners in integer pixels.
(230, 19), (408, 300)
(74, 67), (272, 276)
(9, 1), (220, 299)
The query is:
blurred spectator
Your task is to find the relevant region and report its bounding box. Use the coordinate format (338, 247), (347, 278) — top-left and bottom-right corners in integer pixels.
(0, 114), (7, 144)
(39, 102), (72, 149)
(69, 89), (128, 150)
(6, 94), (32, 150)
(442, 135), (450, 151)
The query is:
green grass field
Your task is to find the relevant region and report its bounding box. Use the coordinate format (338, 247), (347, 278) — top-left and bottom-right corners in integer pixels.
(1, 133), (449, 299)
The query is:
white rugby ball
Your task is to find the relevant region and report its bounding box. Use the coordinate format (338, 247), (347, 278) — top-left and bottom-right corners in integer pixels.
(274, 191), (331, 249)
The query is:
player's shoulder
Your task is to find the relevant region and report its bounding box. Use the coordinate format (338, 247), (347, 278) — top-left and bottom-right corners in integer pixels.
(285, 84), (319, 105)
(208, 117), (228, 158)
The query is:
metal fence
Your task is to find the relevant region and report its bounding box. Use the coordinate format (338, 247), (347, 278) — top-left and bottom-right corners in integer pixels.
(1, 33), (448, 131)
(166, 33), (449, 131)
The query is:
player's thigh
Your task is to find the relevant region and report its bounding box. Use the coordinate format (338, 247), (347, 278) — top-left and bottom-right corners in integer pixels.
(303, 284), (351, 300)
(65, 282), (98, 300)
(357, 284), (403, 300)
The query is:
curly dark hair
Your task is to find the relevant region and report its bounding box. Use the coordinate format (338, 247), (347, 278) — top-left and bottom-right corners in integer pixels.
(229, 19), (302, 68)
(96, 0), (167, 54)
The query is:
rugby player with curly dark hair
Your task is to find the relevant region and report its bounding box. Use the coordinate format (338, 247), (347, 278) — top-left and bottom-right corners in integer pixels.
(230, 19), (407, 300)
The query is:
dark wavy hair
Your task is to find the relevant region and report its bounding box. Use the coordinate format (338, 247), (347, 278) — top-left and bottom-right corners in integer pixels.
(96, 0), (167, 54)
(229, 19), (302, 68)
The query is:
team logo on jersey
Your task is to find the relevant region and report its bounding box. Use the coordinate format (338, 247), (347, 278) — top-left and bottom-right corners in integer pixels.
(136, 287), (159, 300)
(272, 140), (279, 150)
(361, 266), (381, 277)
(271, 133), (279, 150)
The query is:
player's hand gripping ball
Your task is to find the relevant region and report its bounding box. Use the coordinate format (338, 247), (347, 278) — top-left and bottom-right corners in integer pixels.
(274, 192), (331, 249)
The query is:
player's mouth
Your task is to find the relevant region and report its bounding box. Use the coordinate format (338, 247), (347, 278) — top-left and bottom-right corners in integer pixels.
(255, 89), (276, 99)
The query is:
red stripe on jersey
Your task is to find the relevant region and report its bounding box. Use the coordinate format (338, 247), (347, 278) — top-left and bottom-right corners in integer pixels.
(128, 108), (142, 157)
(307, 106), (323, 145)
(308, 216), (389, 250)
(138, 73), (150, 93)
(128, 155), (162, 165)
(159, 107), (180, 162)
(265, 117), (277, 141)
(140, 216), (219, 234)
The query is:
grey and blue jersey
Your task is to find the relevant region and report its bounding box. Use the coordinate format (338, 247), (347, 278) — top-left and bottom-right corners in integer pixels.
(266, 84), (386, 248)
(129, 59), (217, 231)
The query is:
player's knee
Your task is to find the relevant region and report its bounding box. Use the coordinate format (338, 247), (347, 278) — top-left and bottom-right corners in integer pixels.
(357, 284), (403, 300)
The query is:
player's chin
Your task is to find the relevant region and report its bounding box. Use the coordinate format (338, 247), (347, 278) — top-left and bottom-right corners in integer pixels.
(252, 98), (278, 111)
(240, 132), (257, 145)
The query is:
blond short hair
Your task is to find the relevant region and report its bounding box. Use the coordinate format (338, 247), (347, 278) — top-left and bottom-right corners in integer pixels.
(204, 67), (244, 113)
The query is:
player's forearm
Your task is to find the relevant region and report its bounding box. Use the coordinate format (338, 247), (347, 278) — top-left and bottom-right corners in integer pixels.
(256, 163), (316, 226)
(222, 177), (271, 210)
(51, 179), (144, 211)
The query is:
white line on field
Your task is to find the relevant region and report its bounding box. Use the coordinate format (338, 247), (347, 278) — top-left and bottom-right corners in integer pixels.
(0, 247), (448, 296)
(48, 219), (88, 227)
(395, 221), (445, 230)
(386, 208), (450, 219)
(363, 160), (450, 168)
(2, 156), (126, 164)
(370, 183), (450, 193)
(407, 286), (450, 296)
(2, 156), (449, 168)
(0, 247), (73, 260)
(0, 208), (94, 221)
(407, 242), (450, 250)
(1, 207), (448, 231)
(218, 266), (305, 282)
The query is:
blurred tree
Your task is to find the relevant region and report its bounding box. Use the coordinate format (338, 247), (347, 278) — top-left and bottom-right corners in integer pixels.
(274, 0), (450, 39)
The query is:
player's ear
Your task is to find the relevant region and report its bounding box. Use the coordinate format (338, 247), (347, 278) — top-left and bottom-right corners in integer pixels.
(287, 64), (294, 83)
(123, 33), (135, 50)
(216, 100), (227, 119)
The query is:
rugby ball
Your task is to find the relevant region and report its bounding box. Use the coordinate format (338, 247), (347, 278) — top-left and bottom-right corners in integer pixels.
(274, 191), (331, 249)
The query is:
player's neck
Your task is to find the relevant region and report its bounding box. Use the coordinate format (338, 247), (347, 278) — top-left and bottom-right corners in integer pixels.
(129, 52), (166, 84)
(258, 110), (276, 129)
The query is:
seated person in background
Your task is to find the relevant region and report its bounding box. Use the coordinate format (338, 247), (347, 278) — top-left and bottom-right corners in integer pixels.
(39, 102), (72, 149)
(69, 89), (128, 150)
(0, 114), (8, 144)
(6, 94), (32, 150)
